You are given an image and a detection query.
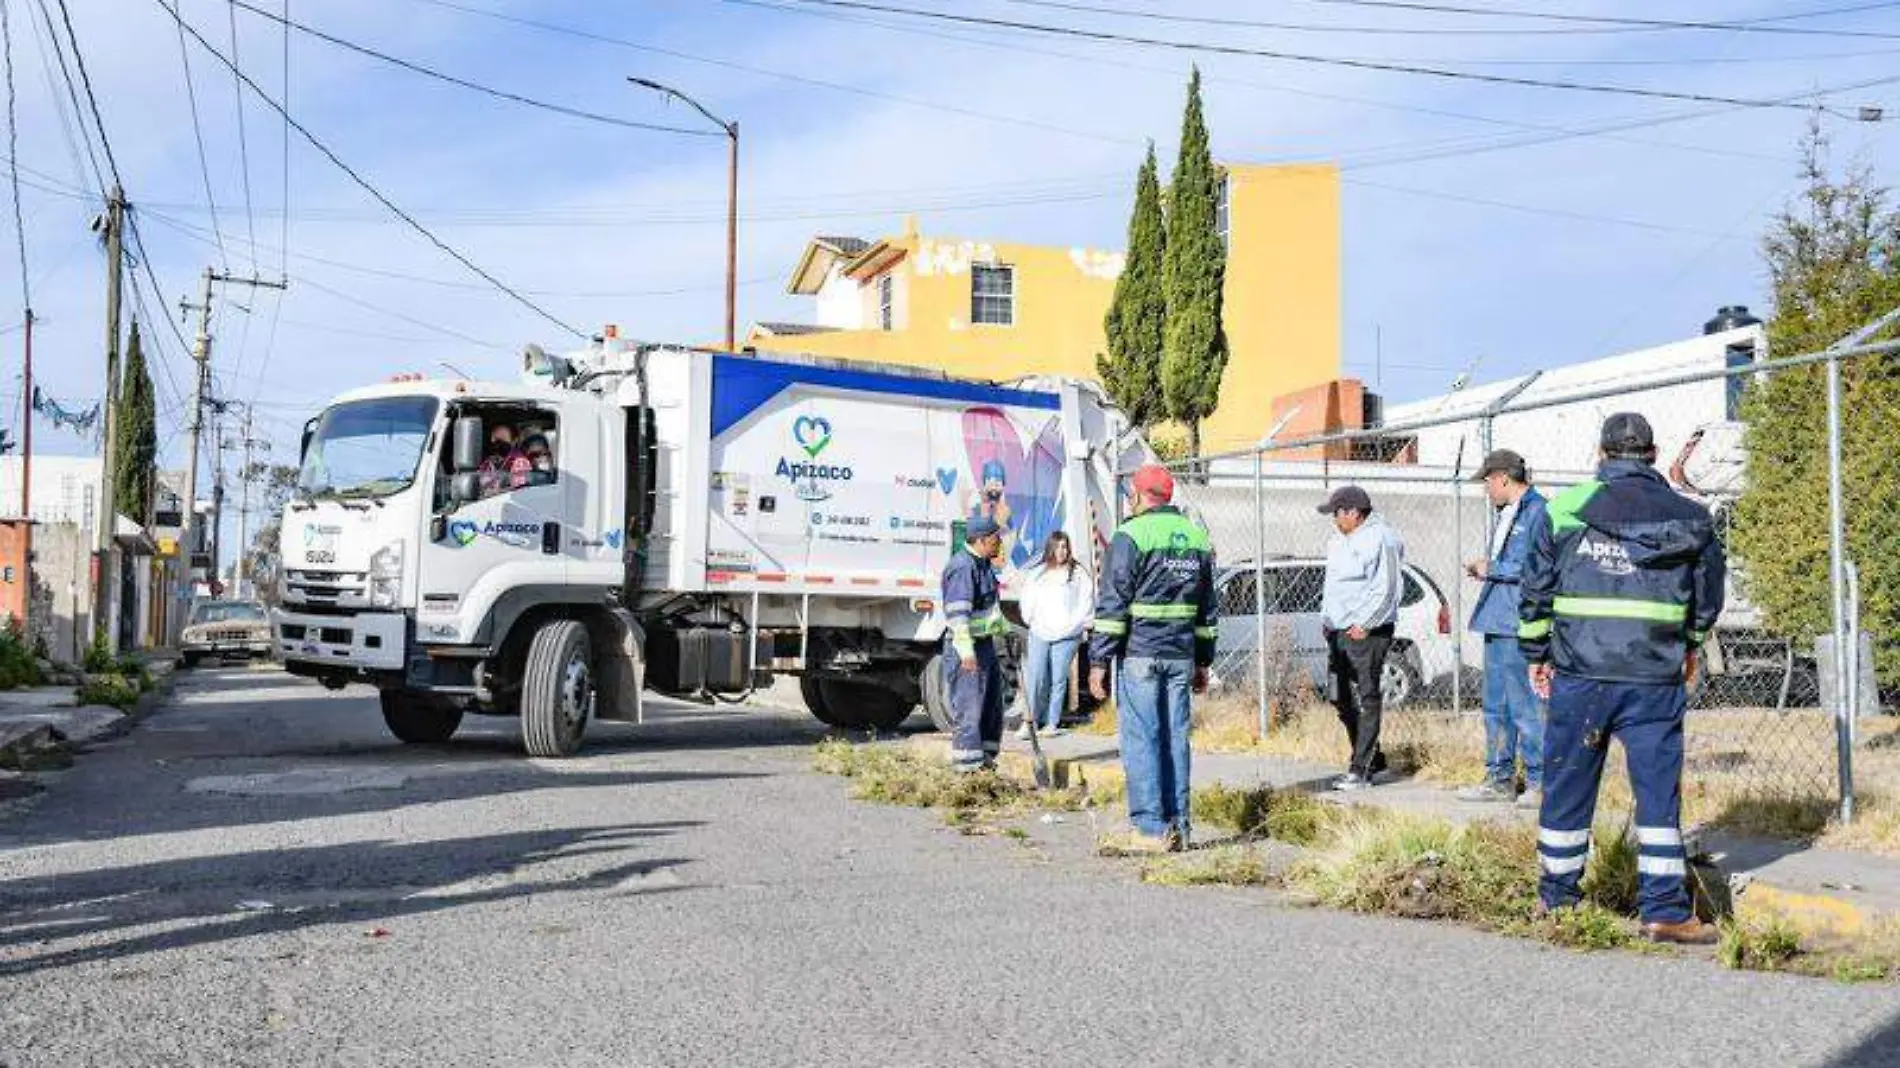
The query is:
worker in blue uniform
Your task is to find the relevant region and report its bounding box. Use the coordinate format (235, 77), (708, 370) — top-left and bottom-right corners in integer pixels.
(942, 515), (1008, 772)
(1520, 412), (1726, 945)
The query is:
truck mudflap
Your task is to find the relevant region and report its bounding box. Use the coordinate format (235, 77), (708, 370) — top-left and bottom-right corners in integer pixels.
(588, 608), (646, 724)
(274, 608), (407, 672)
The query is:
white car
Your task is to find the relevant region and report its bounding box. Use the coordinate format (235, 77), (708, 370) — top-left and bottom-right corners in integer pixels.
(1212, 557), (1457, 709)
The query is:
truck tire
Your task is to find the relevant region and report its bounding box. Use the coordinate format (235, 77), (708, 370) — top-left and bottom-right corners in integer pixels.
(520, 618), (593, 758)
(1380, 645), (1423, 710)
(179, 652), (201, 669)
(799, 676), (845, 727)
(817, 678), (914, 732)
(922, 655), (953, 734)
(380, 690), (463, 744)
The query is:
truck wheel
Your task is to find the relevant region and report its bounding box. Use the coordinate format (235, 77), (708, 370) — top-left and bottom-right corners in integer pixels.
(817, 678), (914, 732)
(922, 655), (954, 734)
(520, 619), (593, 758)
(380, 690), (463, 744)
(799, 676), (845, 727)
(179, 652), (200, 670)
(1380, 646), (1423, 710)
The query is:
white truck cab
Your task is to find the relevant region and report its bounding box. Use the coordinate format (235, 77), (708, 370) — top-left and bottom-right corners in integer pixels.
(275, 335), (1151, 755)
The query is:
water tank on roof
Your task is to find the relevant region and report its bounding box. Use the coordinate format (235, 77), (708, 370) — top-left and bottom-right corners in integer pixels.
(1704, 305), (1761, 336)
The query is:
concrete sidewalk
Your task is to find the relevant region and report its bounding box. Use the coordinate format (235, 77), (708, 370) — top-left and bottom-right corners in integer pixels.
(0, 656), (177, 773)
(909, 727), (1900, 937)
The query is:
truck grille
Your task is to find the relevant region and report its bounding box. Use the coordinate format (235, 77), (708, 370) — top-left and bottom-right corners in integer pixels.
(280, 623), (353, 645)
(203, 627), (260, 643)
(285, 569), (368, 605)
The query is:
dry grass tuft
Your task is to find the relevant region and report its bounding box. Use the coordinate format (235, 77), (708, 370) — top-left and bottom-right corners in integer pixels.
(1140, 844), (1275, 887)
(813, 738), (1092, 813)
(1288, 810), (1541, 923)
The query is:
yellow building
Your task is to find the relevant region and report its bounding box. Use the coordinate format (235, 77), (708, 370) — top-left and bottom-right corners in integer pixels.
(747, 162), (1341, 453)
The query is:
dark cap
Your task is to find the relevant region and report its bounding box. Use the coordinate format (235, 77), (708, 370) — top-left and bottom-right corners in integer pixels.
(1471, 448), (1528, 483)
(1599, 412), (1656, 456)
(965, 514), (1001, 539)
(1316, 485), (1373, 515)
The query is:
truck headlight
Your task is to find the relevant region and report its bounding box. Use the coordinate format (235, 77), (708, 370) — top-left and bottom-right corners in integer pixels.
(369, 539), (404, 607)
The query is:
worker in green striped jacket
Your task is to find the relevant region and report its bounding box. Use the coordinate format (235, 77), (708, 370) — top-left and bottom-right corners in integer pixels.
(1519, 412), (1726, 946)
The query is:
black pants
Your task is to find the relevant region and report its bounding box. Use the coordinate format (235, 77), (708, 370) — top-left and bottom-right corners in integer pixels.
(1327, 624), (1394, 776)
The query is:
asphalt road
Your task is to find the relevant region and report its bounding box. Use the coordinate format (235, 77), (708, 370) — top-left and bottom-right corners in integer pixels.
(2, 666), (1898, 1068)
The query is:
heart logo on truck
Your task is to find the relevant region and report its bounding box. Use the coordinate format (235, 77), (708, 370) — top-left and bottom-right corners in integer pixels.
(448, 519), (479, 547)
(792, 415), (833, 458)
(935, 468), (957, 495)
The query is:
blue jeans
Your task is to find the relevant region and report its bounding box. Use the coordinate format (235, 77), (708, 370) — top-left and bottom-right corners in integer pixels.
(1024, 634), (1080, 731)
(1482, 635), (1545, 789)
(1116, 656), (1194, 839)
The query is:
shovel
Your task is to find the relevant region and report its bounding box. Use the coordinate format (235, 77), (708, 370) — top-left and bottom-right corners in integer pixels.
(1017, 658), (1054, 789)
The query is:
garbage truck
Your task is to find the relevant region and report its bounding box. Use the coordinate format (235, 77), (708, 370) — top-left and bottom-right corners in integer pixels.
(273, 331), (1152, 755)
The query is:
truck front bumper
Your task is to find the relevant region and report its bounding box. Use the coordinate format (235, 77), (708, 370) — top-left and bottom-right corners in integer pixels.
(274, 608), (407, 672)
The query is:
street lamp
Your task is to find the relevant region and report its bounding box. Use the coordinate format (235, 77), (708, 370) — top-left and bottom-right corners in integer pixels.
(628, 76), (740, 351)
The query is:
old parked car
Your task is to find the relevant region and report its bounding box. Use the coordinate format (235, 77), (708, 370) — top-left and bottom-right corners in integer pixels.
(180, 600), (273, 667)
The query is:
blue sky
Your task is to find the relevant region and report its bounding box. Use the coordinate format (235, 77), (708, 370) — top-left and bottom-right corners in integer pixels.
(5, 0), (1899, 552)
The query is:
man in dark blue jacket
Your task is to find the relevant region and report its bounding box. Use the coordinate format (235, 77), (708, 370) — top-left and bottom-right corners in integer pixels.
(941, 515), (1007, 772)
(1519, 413), (1725, 945)
(1088, 464), (1218, 852)
(1458, 449), (1549, 809)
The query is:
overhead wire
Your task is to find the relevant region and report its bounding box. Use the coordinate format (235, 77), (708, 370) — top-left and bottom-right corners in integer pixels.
(158, 0), (586, 339)
(173, 5), (227, 270)
(225, 1), (259, 388)
(31, 0), (103, 195)
(247, 0), (290, 412)
(1289, 0), (1900, 39)
(49, 0), (123, 187)
(226, 0), (726, 137)
(2, 0), (32, 316)
(740, 0), (1885, 114)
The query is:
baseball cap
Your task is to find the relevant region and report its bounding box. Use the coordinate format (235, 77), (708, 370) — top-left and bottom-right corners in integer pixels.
(1316, 485), (1373, 515)
(966, 514), (1001, 539)
(1470, 448), (1528, 483)
(1131, 464), (1175, 504)
(1599, 412), (1656, 456)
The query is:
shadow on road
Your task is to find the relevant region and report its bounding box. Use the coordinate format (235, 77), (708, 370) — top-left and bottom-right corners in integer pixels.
(1820, 1008), (1900, 1067)
(0, 822), (699, 977)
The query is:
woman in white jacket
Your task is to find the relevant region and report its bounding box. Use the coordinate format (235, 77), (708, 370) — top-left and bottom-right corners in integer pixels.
(1017, 532), (1093, 739)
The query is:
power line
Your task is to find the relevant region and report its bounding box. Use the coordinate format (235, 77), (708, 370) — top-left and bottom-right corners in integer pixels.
(995, 0), (1900, 38)
(226, 0), (725, 137)
(49, 0), (123, 187)
(227, 1), (257, 271)
(246, 0), (292, 412)
(30, 0), (103, 195)
(2, 0), (32, 314)
(159, 0), (586, 340)
(1292, 0), (1900, 40)
(122, 213), (192, 409)
(743, 0), (1886, 113)
(172, 7), (228, 270)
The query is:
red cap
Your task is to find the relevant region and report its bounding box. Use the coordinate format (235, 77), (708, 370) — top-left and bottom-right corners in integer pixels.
(1132, 464), (1175, 504)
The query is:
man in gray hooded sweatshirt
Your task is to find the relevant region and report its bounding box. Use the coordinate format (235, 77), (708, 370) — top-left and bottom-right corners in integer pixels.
(1318, 485), (1407, 791)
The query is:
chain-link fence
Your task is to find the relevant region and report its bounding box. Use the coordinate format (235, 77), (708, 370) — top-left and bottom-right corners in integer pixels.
(1131, 318), (1900, 818)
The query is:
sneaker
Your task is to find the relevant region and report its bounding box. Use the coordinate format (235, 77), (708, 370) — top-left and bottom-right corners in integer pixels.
(1515, 788), (1544, 812)
(1332, 773), (1371, 792)
(1098, 830), (1176, 856)
(1043, 726), (1066, 738)
(1015, 723), (1031, 741)
(1457, 780), (1516, 803)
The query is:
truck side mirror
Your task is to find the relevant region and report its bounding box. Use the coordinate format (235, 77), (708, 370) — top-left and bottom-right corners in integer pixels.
(453, 415), (484, 473)
(451, 472), (481, 505)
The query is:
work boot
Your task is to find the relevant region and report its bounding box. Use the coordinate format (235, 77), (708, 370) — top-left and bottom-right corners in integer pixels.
(1331, 772), (1371, 793)
(1642, 918), (1719, 946)
(1456, 780), (1515, 803)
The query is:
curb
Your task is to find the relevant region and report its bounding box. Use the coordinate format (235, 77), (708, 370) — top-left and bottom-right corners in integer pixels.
(1733, 882), (1882, 939)
(0, 668), (176, 772)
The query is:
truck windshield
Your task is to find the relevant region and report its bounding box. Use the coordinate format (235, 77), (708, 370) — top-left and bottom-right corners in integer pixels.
(298, 396), (439, 500)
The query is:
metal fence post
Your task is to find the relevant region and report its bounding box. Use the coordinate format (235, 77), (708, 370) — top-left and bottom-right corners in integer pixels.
(1254, 449), (1268, 740)
(1826, 344), (1856, 824)
(1451, 437), (1466, 717)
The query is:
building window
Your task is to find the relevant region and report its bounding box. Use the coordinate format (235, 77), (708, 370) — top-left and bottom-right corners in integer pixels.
(1215, 171), (1231, 249)
(877, 273), (894, 331)
(971, 264), (1015, 326)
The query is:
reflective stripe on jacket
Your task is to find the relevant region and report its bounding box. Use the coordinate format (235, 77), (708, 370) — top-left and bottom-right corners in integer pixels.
(1518, 460), (1725, 684)
(1088, 505), (1219, 666)
(942, 546), (1005, 659)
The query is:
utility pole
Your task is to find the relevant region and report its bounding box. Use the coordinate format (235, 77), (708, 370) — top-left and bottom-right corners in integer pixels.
(627, 77), (740, 350)
(91, 186), (124, 647)
(223, 404), (268, 598)
(177, 269), (284, 609)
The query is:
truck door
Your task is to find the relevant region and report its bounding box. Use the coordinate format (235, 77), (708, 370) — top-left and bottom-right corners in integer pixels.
(416, 402), (567, 638)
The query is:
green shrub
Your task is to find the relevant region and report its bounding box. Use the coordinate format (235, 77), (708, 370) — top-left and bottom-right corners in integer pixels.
(0, 619), (43, 690)
(76, 673), (141, 711)
(82, 636), (114, 675)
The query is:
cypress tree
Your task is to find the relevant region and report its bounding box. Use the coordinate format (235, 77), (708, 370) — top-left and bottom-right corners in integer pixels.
(1098, 142), (1166, 429)
(1160, 67), (1228, 459)
(114, 320), (158, 525)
